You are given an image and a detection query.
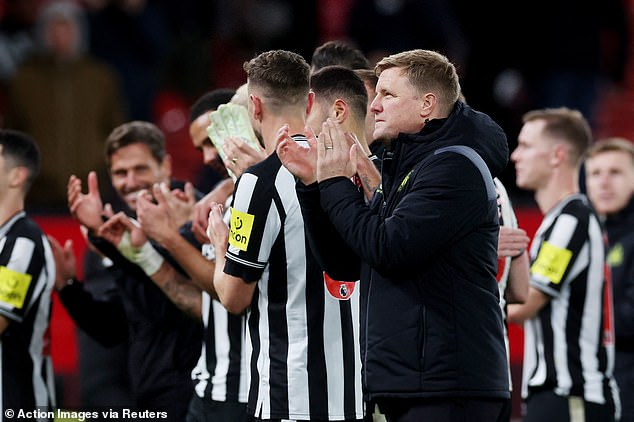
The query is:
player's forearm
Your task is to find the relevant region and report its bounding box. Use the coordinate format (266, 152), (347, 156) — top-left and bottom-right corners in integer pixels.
(151, 262), (202, 319)
(356, 162), (381, 202)
(506, 252), (530, 304)
(160, 231), (218, 297)
(0, 316), (9, 335)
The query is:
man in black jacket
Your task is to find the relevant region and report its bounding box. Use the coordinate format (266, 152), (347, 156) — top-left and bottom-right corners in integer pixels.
(585, 137), (634, 422)
(279, 49), (510, 421)
(53, 121), (202, 420)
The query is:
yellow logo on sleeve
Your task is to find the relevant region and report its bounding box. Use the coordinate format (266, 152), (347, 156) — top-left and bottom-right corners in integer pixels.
(531, 241), (573, 284)
(0, 266), (32, 309)
(229, 208), (255, 251)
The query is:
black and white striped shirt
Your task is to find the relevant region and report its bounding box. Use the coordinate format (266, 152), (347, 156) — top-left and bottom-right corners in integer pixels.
(192, 238), (248, 404)
(0, 211), (56, 417)
(522, 194), (619, 405)
(224, 142), (364, 421)
(494, 177), (517, 392)
(191, 291), (248, 403)
(192, 245), (247, 403)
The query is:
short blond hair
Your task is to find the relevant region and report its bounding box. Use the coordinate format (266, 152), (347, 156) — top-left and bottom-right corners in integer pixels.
(522, 107), (592, 166)
(375, 49), (460, 115)
(586, 137), (634, 165)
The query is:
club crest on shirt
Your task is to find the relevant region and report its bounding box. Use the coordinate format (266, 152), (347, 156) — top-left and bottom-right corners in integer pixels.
(323, 272), (356, 300)
(229, 208), (255, 251)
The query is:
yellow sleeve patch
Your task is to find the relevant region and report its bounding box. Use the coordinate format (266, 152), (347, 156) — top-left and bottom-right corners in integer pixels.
(0, 265), (33, 309)
(531, 241), (573, 285)
(229, 208), (255, 252)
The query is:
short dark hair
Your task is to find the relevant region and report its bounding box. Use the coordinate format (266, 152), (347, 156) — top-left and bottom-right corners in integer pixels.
(310, 65), (367, 123)
(189, 88), (236, 122)
(105, 121), (166, 169)
(243, 50), (310, 109)
(0, 129), (40, 190)
(311, 40), (370, 72)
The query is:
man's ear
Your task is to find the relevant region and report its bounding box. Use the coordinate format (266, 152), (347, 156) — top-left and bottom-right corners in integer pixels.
(250, 94), (263, 123)
(551, 143), (569, 167)
(420, 92), (437, 121)
(9, 166), (29, 189)
(306, 90), (315, 116)
(332, 98), (349, 124)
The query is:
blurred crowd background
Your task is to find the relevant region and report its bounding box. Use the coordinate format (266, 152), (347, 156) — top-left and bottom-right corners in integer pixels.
(1, 0), (633, 212)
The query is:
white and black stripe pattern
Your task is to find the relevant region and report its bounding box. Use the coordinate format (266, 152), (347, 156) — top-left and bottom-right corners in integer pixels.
(224, 138), (364, 421)
(192, 207), (249, 405)
(191, 292), (248, 403)
(494, 178), (517, 392)
(0, 212), (56, 417)
(521, 194), (619, 407)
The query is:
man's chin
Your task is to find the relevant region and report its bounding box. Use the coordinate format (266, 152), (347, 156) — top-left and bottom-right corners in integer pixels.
(374, 136), (392, 146)
(123, 199), (137, 211)
(122, 192), (141, 210)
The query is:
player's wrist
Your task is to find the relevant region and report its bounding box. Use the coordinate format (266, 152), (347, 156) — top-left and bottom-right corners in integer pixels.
(56, 277), (77, 292)
(135, 241), (165, 277)
(511, 248), (526, 260)
(117, 232), (164, 276)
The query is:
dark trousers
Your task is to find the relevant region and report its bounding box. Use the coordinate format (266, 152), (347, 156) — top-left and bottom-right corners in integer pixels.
(185, 394), (249, 422)
(375, 397), (509, 422)
(137, 382), (193, 422)
(524, 390), (616, 422)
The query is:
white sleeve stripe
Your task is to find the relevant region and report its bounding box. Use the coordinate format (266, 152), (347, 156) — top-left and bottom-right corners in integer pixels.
(226, 254), (266, 269)
(233, 173), (258, 210)
(7, 237), (36, 273)
(548, 214), (578, 248)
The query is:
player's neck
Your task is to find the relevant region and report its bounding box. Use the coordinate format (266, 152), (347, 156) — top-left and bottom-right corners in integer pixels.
(340, 120), (370, 156)
(0, 196), (24, 227)
(535, 175), (578, 215)
(262, 116), (306, 154)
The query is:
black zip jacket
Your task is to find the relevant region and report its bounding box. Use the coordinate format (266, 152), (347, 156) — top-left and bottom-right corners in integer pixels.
(605, 196), (634, 351)
(299, 102), (510, 400)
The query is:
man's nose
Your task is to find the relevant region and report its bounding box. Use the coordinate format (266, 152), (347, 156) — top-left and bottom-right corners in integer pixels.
(124, 171), (139, 188)
(370, 97), (381, 114)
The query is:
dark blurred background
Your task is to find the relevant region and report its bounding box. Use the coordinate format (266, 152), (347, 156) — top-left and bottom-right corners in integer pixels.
(1, 0), (632, 209)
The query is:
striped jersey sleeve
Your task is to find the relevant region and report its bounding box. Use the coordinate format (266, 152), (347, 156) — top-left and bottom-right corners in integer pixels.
(529, 195), (598, 297)
(0, 212), (54, 322)
(224, 156), (286, 282)
(0, 211), (56, 413)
